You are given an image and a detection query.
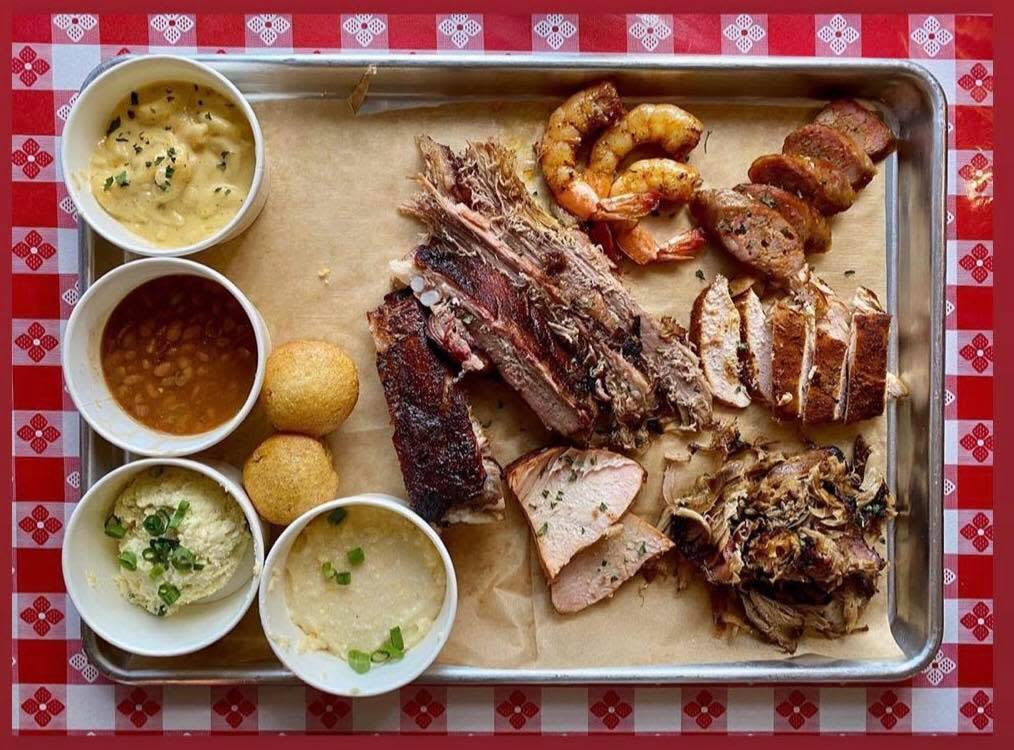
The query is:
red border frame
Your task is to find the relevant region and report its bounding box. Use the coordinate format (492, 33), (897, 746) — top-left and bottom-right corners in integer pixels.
(3, 0), (1004, 746)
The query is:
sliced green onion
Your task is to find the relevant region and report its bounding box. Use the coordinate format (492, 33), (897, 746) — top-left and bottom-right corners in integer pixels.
(321, 561), (335, 580)
(104, 515), (126, 539)
(389, 626), (404, 652)
(327, 508), (347, 526)
(118, 551), (137, 571)
(170, 546), (195, 571)
(148, 563), (165, 580)
(370, 650), (391, 663)
(168, 500), (190, 530)
(158, 583), (181, 606)
(347, 547), (365, 565)
(142, 547), (159, 562)
(142, 512), (168, 537)
(335, 571), (351, 586)
(348, 649), (371, 674)
(193, 563), (205, 571)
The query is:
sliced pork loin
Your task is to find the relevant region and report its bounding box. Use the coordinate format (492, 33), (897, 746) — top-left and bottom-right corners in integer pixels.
(689, 188), (807, 285)
(506, 447), (645, 582)
(802, 280), (852, 424)
(690, 275), (750, 408)
(769, 294), (815, 420)
(735, 288), (773, 403)
(747, 153), (856, 216)
(783, 123), (877, 191)
(733, 183), (832, 254)
(368, 290), (504, 525)
(550, 514), (673, 614)
(814, 98), (897, 162)
(843, 287), (891, 424)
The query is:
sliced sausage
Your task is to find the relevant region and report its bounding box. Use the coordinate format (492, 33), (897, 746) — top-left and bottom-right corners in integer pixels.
(734, 183), (832, 253)
(814, 98), (897, 162)
(689, 188), (807, 285)
(783, 123), (877, 190)
(747, 153), (856, 216)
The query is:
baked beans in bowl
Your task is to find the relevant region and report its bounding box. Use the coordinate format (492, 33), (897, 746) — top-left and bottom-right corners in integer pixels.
(63, 258), (270, 456)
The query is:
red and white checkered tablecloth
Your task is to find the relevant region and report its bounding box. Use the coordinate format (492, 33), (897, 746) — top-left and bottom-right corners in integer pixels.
(11, 11), (993, 736)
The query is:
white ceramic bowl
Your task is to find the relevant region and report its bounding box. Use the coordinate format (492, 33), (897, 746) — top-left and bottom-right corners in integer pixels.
(62, 256), (270, 456)
(259, 494), (458, 697)
(61, 54), (268, 257)
(63, 457), (268, 658)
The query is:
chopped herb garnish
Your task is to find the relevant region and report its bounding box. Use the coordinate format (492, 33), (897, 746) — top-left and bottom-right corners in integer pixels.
(609, 575), (619, 583)
(348, 649), (371, 674)
(164, 165), (175, 180)
(148, 563), (165, 580)
(327, 508), (347, 525)
(115, 136), (129, 143)
(695, 269), (706, 281)
(142, 511), (168, 537)
(598, 502), (608, 513)
(158, 583), (181, 606)
(638, 542), (647, 557)
(550, 501), (559, 510)
(536, 522), (549, 537)
(347, 547), (365, 565)
(168, 500), (190, 530)
(167, 147), (177, 161)
(130, 91), (139, 106)
(105, 116), (121, 136)
(104, 515), (126, 538)
(103, 175), (114, 191)
(335, 571), (352, 585)
(154, 155), (165, 166)
(214, 186), (222, 193)
(225, 188), (231, 196)
(144, 161), (152, 168)
(114, 170), (130, 187)
(133, 144), (143, 154)
(118, 551), (137, 570)
(170, 546), (196, 571)
(205, 112), (212, 121)
(580, 526), (586, 535)
(844, 269), (856, 277)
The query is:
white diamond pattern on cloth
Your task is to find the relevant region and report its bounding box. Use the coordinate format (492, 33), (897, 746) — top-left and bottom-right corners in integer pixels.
(944, 477), (956, 495)
(62, 281), (80, 307)
(150, 14), (195, 45)
(56, 93), (78, 122)
(534, 14), (577, 50)
(943, 567), (957, 586)
(629, 15), (672, 52)
(68, 651), (100, 683)
(818, 14), (861, 56)
(67, 470), (81, 489)
(58, 196), (78, 222)
(922, 651), (957, 686)
(945, 388), (956, 406)
(247, 15), (291, 46)
(912, 16), (954, 57)
(438, 14), (482, 49)
(723, 14), (765, 53)
(53, 15), (98, 43)
(343, 14), (387, 47)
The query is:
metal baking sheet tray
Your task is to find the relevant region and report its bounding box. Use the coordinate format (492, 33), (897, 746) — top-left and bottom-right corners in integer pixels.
(78, 53), (945, 685)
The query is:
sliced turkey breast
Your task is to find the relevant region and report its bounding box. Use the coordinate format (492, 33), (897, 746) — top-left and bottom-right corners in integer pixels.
(690, 275), (750, 408)
(769, 295), (815, 420)
(843, 287), (891, 423)
(747, 153), (856, 216)
(735, 287), (773, 404)
(506, 447), (645, 581)
(802, 281), (852, 424)
(814, 98), (897, 162)
(550, 514), (673, 614)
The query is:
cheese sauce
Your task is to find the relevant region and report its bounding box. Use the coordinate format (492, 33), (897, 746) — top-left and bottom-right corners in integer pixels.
(89, 81), (255, 247)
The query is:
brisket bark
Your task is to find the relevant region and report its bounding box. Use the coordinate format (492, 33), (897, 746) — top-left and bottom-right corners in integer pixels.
(396, 137), (712, 450)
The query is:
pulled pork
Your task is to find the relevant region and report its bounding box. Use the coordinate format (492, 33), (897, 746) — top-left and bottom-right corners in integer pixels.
(661, 435), (894, 652)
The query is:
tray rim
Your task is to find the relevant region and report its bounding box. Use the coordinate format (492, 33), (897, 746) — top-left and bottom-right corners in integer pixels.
(75, 51), (946, 686)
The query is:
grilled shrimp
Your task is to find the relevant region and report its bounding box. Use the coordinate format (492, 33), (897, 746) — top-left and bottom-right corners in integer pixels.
(613, 224), (708, 265)
(586, 103), (704, 196)
(605, 159), (704, 265)
(538, 82), (659, 221)
(609, 158), (700, 204)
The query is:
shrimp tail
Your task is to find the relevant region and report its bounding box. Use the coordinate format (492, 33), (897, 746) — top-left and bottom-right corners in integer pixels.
(656, 227), (709, 261)
(595, 190), (660, 221)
